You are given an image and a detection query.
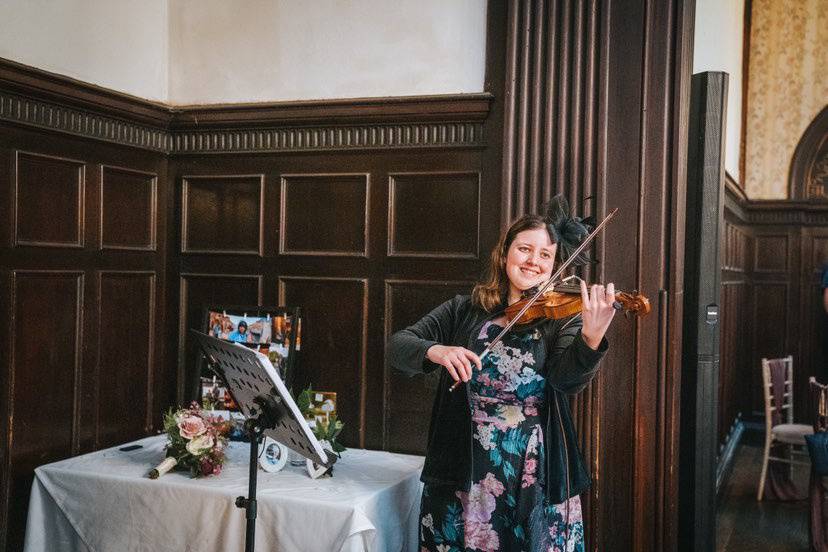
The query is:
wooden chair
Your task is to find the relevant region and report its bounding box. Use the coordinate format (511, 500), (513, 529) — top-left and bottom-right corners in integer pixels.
(757, 355), (813, 500)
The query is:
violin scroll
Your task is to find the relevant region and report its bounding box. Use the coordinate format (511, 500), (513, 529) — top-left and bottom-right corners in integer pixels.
(615, 290), (651, 318)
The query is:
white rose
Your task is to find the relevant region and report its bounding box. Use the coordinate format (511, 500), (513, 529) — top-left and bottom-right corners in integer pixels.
(186, 433), (214, 455)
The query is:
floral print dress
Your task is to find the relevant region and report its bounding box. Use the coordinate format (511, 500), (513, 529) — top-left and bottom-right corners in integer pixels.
(419, 321), (584, 552)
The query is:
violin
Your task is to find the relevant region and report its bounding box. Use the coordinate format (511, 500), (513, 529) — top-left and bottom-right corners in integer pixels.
(449, 207), (637, 393)
(503, 278), (651, 325)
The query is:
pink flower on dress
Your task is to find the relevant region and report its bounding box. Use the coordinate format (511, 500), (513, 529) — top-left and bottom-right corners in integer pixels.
(564, 496), (583, 519)
(521, 472), (536, 488)
(524, 458), (537, 474)
(177, 415), (207, 439)
(457, 486), (497, 524)
(524, 404), (538, 416)
(465, 521), (500, 552)
(480, 473), (505, 497)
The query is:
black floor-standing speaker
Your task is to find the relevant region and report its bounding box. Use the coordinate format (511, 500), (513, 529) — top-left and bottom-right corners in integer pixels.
(679, 71), (728, 552)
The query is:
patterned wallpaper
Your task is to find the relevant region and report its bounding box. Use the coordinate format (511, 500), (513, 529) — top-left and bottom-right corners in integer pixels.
(744, 0), (828, 199)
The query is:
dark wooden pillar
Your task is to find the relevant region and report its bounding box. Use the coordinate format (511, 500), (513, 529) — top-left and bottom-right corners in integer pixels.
(496, 1), (694, 550)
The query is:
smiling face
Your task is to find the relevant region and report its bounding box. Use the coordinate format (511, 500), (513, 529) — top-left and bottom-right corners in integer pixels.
(504, 227), (557, 304)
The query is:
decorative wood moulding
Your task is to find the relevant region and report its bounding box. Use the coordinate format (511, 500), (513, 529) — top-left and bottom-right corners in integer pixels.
(0, 91), (171, 152)
(172, 122), (485, 154)
(725, 173), (828, 226)
(747, 204), (828, 226)
(0, 59), (490, 154)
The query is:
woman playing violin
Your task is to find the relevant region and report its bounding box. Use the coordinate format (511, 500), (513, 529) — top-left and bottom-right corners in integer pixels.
(388, 196), (617, 551)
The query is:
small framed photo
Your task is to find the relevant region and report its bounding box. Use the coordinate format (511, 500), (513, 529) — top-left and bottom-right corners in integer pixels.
(305, 391), (337, 428)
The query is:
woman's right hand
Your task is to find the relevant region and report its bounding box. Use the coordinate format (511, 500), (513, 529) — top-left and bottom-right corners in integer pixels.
(426, 345), (482, 383)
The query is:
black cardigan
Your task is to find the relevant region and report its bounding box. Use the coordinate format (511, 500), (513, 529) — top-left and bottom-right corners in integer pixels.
(387, 294), (607, 503)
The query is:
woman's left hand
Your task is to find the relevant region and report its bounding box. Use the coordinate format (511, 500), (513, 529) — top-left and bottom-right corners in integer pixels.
(580, 281), (616, 350)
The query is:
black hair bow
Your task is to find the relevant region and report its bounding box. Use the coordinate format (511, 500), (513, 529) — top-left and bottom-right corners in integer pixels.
(543, 194), (594, 266)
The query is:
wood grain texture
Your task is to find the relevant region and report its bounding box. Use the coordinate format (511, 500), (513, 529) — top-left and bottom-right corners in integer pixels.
(0, 120), (169, 552)
(14, 151), (85, 247)
(100, 166), (157, 251)
(498, 1), (693, 549)
(7, 271), (82, 552)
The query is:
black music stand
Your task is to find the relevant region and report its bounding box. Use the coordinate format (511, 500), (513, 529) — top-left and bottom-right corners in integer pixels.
(190, 330), (334, 552)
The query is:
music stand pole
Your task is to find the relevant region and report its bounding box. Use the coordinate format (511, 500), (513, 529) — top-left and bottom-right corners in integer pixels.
(235, 419), (267, 552)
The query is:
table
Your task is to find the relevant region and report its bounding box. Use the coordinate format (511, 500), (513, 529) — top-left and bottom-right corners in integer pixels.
(23, 435), (424, 552)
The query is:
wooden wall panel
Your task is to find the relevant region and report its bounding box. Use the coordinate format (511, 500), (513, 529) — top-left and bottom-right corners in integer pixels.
(6, 271), (82, 552)
(0, 55), (495, 552)
(388, 172), (480, 258)
(181, 175), (264, 255)
(279, 277), (367, 447)
(754, 235), (789, 273)
(100, 166), (157, 250)
(720, 184), (828, 483)
(0, 119), (170, 552)
(97, 272), (155, 449)
(383, 280), (474, 453)
(170, 147), (496, 456)
(280, 174), (368, 256)
(800, 226), (828, 402)
(14, 151), (85, 247)
(719, 213), (752, 447)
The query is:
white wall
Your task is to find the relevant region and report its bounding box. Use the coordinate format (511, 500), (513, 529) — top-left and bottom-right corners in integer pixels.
(167, 0), (487, 105)
(0, 0), (169, 102)
(0, 0), (486, 105)
(693, 0), (745, 184)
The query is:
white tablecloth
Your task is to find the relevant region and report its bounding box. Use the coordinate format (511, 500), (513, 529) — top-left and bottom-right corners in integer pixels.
(23, 435), (424, 552)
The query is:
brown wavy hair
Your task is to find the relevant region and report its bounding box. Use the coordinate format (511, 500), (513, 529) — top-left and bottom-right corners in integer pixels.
(471, 215), (554, 312)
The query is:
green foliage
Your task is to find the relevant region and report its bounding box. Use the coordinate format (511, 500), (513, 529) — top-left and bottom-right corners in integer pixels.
(296, 386), (312, 417)
(314, 415), (346, 453)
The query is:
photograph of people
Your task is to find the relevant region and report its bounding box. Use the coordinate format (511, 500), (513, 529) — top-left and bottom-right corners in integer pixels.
(388, 195), (616, 551)
(228, 320), (253, 343)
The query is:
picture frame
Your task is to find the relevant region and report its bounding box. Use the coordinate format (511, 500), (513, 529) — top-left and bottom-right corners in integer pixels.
(192, 305), (302, 410)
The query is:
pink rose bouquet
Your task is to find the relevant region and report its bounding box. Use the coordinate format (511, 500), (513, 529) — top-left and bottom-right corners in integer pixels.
(149, 402), (230, 478)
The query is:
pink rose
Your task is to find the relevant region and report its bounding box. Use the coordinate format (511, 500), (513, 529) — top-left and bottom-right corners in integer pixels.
(524, 458), (537, 474)
(178, 415), (207, 439)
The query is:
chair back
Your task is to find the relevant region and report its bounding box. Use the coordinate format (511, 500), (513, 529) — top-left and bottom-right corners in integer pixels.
(809, 376), (828, 432)
(761, 356), (795, 429)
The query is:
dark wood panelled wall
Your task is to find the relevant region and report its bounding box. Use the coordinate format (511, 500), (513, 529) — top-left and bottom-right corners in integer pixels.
(0, 1), (694, 551)
(719, 177), (828, 453)
(499, 1), (692, 550)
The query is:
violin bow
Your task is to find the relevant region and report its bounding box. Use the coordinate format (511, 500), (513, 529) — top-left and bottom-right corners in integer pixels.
(449, 207), (618, 392)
